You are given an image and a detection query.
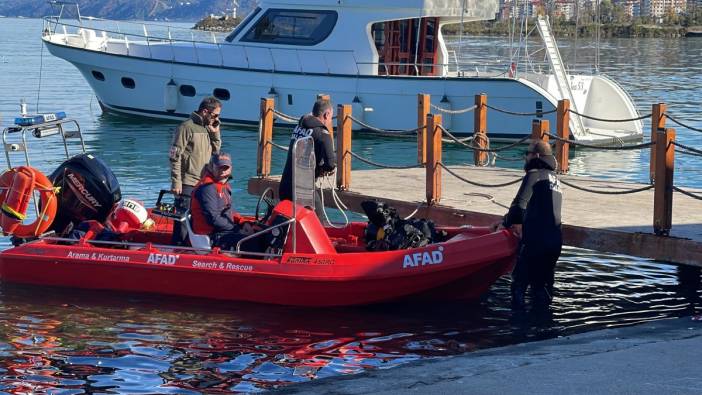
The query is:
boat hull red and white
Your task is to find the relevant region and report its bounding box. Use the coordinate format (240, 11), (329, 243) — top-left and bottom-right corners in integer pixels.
(0, 224), (517, 307)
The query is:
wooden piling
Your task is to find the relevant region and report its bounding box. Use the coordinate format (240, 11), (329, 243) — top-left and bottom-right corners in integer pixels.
(317, 93), (334, 142)
(257, 97), (274, 178)
(336, 104), (352, 190)
(426, 114), (443, 205)
(650, 103), (667, 184)
(531, 119), (549, 143)
(473, 94), (488, 166)
(417, 94), (430, 165)
(556, 99), (570, 173)
(653, 127), (675, 236)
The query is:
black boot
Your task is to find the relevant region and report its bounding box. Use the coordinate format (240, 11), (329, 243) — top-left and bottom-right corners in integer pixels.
(511, 282), (527, 310)
(531, 286), (552, 307)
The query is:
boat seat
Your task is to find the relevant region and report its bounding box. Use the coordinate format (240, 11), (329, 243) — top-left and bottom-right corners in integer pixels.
(183, 210), (211, 251)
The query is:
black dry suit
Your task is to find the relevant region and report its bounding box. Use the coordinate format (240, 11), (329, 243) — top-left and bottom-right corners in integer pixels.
(503, 154), (563, 307)
(278, 115), (336, 201)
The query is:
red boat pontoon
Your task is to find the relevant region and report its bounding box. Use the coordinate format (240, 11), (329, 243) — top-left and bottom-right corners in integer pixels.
(0, 119), (518, 306)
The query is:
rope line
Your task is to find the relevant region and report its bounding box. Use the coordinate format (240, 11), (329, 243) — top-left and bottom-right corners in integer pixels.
(347, 150), (422, 169)
(673, 186), (702, 201)
(430, 104), (477, 114)
(268, 141), (289, 151)
(673, 141), (702, 157)
(663, 113), (702, 133)
(492, 153), (524, 162)
(485, 104), (557, 117)
(559, 178), (654, 195)
(568, 110), (650, 123)
(545, 132), (654, 150)
(440, 125), (531, 152)
(438, 162), (523, 188)
(272, 109), (300, 123)
(675, 149), (702, 158)
(347, 115), (422, 135)
(473, 132), (490, 167)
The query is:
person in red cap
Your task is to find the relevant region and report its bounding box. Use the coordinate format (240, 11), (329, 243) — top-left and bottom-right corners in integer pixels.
(190, 152), (246, 250)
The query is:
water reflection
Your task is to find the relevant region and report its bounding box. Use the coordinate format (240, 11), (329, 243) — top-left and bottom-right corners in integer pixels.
(1, 18), (702, 393)
(0, 247), (700, 392)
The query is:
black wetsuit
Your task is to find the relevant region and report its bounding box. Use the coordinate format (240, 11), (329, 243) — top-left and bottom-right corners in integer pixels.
(278, 115), (336, 203)
(503, 155), (563, 307)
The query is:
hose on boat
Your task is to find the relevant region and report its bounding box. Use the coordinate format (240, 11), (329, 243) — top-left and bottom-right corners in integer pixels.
(318, 172), (349, 229)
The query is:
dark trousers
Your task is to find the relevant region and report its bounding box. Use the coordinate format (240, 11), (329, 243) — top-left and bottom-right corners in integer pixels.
(511, 241), (562, 308)
(171, 184), (194, 246)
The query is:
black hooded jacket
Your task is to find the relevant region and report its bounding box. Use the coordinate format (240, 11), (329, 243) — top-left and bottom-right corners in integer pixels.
(278, 115), (336, 201)
(503, 155), (562, 248)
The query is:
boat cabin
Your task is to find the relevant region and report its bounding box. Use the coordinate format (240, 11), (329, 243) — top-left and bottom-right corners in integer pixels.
(224, 0), (499, 76)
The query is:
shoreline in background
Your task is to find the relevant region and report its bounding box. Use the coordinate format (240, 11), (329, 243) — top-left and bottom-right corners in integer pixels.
(193, 15), (702, 38)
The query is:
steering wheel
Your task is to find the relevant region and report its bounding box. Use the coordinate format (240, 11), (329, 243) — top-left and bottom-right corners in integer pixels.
(255, 187), (277, 224)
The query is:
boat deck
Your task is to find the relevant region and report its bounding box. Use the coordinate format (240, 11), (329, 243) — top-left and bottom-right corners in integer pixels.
(249, 166), (702, 267)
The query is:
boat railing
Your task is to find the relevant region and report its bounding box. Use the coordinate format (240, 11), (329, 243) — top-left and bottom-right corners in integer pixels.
(42, 17), (362, 75)
(235, 217), (296, 256)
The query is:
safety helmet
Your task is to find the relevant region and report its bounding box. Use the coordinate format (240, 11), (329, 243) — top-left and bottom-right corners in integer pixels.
(107, 199), (148, 233)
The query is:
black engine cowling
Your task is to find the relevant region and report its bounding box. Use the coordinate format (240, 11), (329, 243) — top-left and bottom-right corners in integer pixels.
(49, 153), (121, 234)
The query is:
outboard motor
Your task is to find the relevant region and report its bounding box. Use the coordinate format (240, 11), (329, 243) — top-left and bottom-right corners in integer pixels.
(49, 153), (121, 234)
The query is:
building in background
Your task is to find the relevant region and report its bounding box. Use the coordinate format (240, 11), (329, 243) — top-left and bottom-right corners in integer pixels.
(496, 0), (695, 22)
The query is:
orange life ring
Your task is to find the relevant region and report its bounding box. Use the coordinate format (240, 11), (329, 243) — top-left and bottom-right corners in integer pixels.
(0, 166), (58, 237)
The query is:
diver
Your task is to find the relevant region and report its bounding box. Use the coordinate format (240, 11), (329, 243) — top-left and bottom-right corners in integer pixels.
(494, 140), (563, 310)
(278, 98), (336, 220)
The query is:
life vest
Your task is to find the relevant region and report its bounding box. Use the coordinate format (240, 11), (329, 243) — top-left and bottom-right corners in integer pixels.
(190, 174), (231, 235)
(0, 166), (58, 237)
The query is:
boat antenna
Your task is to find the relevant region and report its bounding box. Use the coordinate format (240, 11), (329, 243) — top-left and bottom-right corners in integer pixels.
(458, 0), (466, 73)
(595, 0), (600, 71)
(413, 8), (422, 75)
(36, 35), (46, 113)
(573, 0), (579, 66)
(521, 0), (529, 75)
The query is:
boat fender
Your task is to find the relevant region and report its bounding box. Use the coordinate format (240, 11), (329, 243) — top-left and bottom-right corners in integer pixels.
(164, 79), (178, 113)
(0, 166), (58, 237)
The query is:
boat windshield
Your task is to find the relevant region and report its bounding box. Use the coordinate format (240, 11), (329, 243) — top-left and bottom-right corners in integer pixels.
(240, 8), (338, 46)
(225, 7), (262, 43)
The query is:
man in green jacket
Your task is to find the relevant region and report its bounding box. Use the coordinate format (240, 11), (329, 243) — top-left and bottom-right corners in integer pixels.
(169, 96), (223, 245)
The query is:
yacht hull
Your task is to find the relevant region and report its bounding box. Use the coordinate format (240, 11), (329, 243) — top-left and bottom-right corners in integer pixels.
(45, 39), (643, 144)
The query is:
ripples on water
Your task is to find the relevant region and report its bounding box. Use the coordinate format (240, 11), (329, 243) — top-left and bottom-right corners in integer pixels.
(0, 19), (701, 393)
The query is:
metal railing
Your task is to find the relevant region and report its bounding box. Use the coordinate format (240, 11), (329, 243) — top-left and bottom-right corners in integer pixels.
(44, 17), (604, 80)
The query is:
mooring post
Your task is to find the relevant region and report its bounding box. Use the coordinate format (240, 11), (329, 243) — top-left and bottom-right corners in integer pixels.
(653, 127), (675, 236)
(556, 99), (570, 173)
(426, 113), (443, 205)
(417, 93), (430, 165)
(257, 97), (274, 178)
(474, 93), (488, 166)
(317, 93), (334, 142)
(336, 104), (352, 190)
(531, 119), (549, 144)
(650, 103), (667, 184)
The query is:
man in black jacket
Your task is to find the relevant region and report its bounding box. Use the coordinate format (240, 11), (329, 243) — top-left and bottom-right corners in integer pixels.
(496, 140), (562, 310)
(278, 99), (336, 219)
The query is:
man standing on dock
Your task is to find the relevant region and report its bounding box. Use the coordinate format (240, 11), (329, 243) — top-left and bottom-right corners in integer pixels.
(169, 97), (223, 246)
(496, 140), (562, 310)
(278, 98), (336, 220)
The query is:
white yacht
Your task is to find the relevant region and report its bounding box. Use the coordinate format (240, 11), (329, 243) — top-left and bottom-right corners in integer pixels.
(41, 0), (643, 144)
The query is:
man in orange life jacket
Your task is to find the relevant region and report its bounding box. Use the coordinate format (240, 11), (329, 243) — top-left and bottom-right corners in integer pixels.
(190, 152), (247, 250)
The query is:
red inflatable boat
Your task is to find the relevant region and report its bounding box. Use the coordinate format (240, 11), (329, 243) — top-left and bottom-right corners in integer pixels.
(0, 200), (518, 306)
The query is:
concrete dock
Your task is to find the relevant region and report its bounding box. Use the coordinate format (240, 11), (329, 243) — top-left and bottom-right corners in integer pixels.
(249, 165), (702, 266)
(275, 316), (702, 394)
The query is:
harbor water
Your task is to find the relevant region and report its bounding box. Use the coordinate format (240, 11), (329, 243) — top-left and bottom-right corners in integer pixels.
(0, 18), (701, 393)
